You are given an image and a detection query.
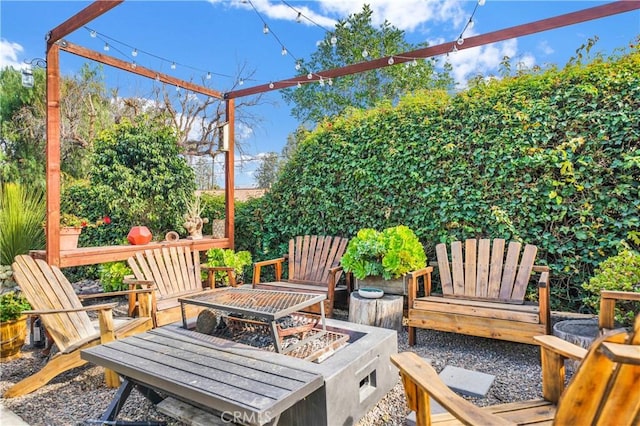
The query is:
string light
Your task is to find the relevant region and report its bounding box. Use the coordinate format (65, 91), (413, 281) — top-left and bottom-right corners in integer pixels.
(297, 81), (302, 88)
(90, 30), (97, 38)
(295, 61), (301, 71)
(269, 82), (274, 89)
(206, 72), (212, 80)
(131, 61), (137, 69)
(281, 46), (288, 56)
(388, 57), (395, 65)
(171, 62), (176, 70)
(131, 48), (138, 57)
(457, 37), (464, 45)
(327, 78), (333, 86)
(362, 49), (369, 58)
(103, 43), (110, 51)
(307, 72), (313, 79)
(263, 24), (269, 34)
(478, 0), (486, 5)
(319, 77), (325, 86)
(330, 36), (338, 46)
(296, 12), (302, 23)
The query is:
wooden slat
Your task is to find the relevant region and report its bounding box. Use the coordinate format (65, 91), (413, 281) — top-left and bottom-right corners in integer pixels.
(414, 296), (540, 313)
(435, 243), (453, 295)
(191, 249), (202, 291)
(476, 239), (490, 297)
(499, 241), (521, 300)
(304, 235), (318, 281)
(464, 239), (477, 297)
(412, 299), (540, 323)
(487, 239), (505, 298)
(450, 241), (464, 296)
(511, 244), (537, 302)
(176, 246), (190, 290)
(298, 235), (311, 281)
(168, 246), (184, 292)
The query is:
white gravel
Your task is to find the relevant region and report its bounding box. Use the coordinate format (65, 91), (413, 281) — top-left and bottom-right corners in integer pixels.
(1, 304), (550, 426)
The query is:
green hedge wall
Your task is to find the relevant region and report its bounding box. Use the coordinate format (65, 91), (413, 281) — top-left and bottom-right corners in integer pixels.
(241, 49), (639, 312)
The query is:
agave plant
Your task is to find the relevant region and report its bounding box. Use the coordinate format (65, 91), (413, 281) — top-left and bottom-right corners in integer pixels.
(0, 182), (46, 265)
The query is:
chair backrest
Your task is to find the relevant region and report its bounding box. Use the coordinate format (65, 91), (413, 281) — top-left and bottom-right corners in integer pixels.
(127, 246), (202, 298)
(555, 315), (640, 424)
(435, 238), (538, 303)
(287, 235), (348, 287)
(12, 255), (95, 353)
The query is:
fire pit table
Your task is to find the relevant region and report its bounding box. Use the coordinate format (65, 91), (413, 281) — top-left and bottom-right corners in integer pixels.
(179, 288), (329, 355)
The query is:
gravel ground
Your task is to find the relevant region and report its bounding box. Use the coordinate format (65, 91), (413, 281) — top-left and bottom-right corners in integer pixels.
(1, 302), (556, 426)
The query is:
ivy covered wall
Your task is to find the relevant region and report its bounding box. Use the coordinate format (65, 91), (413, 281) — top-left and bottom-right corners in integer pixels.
(239, 48), (639, 311)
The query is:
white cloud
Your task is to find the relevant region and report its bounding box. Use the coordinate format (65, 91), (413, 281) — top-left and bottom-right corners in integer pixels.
(0, 39), (24, 70)
(537, 40), (555, 55)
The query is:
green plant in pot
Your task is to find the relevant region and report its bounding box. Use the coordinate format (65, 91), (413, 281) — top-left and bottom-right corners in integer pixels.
(582, 248), (640, 327)
(204, 248), (252, 287)
(0, 291), (32, 361)
(342, 225), (427, 295)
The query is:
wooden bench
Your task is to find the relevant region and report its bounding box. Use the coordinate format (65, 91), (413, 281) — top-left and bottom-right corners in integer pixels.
(127, 246), (220, 327)
(253, 235), (349, 317)
(407, 238), (551, 345)
(392, 314), (640, 426)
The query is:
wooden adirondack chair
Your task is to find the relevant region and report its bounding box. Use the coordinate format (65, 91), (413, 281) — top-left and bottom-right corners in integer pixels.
(407, 238), (551, 345)
(252, 235), (349, 317)
(392, 313), (640, 426)
(126, 246), (223, 327)
(4, 255), (153, 398)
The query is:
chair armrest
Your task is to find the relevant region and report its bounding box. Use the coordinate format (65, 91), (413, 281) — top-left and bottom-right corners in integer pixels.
(24, 302), (118, 315)
(78, 288), (154, 300)
(537, 271), (551, 333)
(390, 352), (513, 426)
(253, 257), (286, 284)
(204, 266), (237, 287)
(534, 334), (588, 403)
(599, 290), (640, 330)
(407, 266), (434, 308)
(123, 278), (154, 288)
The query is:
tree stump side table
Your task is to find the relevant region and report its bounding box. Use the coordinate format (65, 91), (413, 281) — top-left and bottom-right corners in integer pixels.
(348, 293), (403, 331)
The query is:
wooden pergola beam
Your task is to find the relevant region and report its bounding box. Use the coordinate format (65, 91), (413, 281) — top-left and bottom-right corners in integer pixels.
(60, 41), (224, 99)
(47, 0), (123, 45)
(225, 0), (640, 99)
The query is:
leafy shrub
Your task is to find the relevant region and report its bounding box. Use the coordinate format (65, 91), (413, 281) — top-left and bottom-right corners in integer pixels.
(99, 262), (133, 292)
(200, 193), (226, 222)
(205, 248), (252, 286)
(241, 46), (640, 312)
(342, 225), (426, 280)
(0, 182), (45, 265)
(0, 291), (31, 322)
(582, 249), (640, 326)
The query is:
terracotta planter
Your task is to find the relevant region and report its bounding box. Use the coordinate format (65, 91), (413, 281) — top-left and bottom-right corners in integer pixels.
(60, 227), (82, 250)
(1, 315), (28, 362)
(127, 226), (153, 245)
(355, 275), (409, 295)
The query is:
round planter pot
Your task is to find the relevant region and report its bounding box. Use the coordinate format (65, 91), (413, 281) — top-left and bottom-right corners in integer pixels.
(1, 315), (28, 362)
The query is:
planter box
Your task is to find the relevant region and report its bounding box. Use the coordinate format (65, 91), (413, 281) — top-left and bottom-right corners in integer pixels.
(355, 275), (408, 295)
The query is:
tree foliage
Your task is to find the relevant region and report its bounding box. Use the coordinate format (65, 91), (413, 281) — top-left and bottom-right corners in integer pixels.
(237, 47), (640, 312)
(281, 4), (452, 125)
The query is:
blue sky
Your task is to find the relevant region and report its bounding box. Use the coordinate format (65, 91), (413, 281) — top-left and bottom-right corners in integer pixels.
(1, 1), (639, 187)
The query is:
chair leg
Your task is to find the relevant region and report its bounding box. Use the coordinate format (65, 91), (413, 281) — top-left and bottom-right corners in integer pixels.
(3, 351), (87, 398)
(408, 326), (417, 346)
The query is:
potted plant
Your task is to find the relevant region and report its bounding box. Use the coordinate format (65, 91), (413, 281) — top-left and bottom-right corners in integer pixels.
(341, 225), (427, 295)
(0, 291), (31, 361)
(204, 248), (252, 287)
(56, 213), (111, 250)
(183, 194), (209, 240)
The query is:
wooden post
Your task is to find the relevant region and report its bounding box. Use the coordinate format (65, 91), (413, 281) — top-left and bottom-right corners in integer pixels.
(45, 42), (61, 266)
(225, 98), (235, 249)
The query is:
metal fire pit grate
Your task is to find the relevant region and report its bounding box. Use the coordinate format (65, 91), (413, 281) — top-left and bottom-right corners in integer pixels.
(180, 288), (327, 321)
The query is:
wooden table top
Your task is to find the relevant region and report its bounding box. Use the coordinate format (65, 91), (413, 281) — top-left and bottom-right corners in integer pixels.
(81, 324), (323, 426)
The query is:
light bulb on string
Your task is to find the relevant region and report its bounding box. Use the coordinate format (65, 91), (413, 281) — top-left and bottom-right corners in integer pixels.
(388, 57), (395, 65)
(176, 85), (180, 92)
(171, 62), (176, 70)
(478, 0), (486, 5)
(238, 78), (244, 86)
(269, 82), (274, 89)
(206, 72), (212, 80)
(362, 49), (368, 58)
(132, 49), (138, 57)
(155, 74), (160, 82)
(295, 61), (301, 71)
(263, 24), (269, 34)
(457, 37), (464, 46)
(330, 36), (337, 46)
(468, 18), (474, 29)
(297, 81), (302, 88)
(281, 47), (287, 56)
(90, 30), (97, 38)
(131, 62), (137, 69)
(411, 58), (418, 67)
(307, 72), (313, 80)
(296, 12), (302, 23)
(452, 44), (458, 53)
(319, 77), (325, 87)
(103, 43), (110, 51)
(327, 78), (333, 86)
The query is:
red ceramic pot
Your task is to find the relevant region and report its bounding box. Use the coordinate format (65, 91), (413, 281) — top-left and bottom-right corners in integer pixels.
(127, 226), (153, 245)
